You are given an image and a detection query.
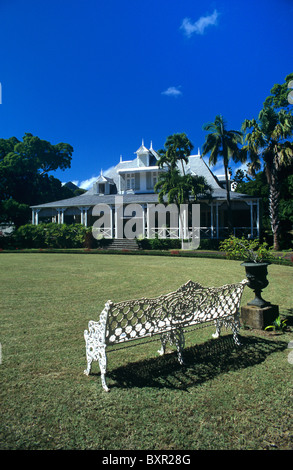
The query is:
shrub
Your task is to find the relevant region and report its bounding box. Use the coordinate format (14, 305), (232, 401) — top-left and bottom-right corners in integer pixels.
(198, 239), (220, 250)
(137, 236), (181, 250)
(219, 235), (274, 262)
(11, 223), (90, 249)
(9, 224), (116, 249)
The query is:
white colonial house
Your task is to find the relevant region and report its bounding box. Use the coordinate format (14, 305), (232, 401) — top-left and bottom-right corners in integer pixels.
(31, 141), (260, 241)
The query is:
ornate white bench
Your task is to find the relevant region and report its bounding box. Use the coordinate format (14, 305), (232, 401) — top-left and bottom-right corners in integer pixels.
(84, 279), (248, 391)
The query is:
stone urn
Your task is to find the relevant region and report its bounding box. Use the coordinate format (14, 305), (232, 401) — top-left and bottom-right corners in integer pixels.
(241, 261), (271, 308)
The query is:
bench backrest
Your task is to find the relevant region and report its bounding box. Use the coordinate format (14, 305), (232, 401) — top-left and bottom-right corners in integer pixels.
(106, 280), (247, 345)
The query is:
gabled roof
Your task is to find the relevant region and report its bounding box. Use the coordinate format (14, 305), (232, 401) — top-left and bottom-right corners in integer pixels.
(31, 142), (255, 210)
(95, 173), (114, 184)
(183, 154), (251, 200)
(135, 141), (149, 155)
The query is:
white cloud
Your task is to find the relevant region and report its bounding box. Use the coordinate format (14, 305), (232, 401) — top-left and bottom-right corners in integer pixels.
(181, 10), (219, 37)
(79, 176), (98, 190)
(79, 166), (116, 190)
(161, 86), (182, 97)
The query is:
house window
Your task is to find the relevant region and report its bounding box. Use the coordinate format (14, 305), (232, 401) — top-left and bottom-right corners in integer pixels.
(126, 173), (135, 190)
(99, 183), (105, 194)
(126, 173), (140, 190)
(146, 171), (158, 190)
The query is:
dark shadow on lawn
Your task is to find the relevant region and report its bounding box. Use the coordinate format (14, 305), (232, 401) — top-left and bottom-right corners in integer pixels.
(107, 335), (288, 391)
(284, 308), (293, 327)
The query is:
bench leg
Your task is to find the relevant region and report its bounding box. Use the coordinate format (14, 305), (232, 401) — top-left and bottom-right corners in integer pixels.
(84, 357), (92, 376)
(172, 329), (185, 365)
(212, 318), (241, 346)
(212, 320), (221, 340)
(158, 333), (168, 356)
(97, 346), (109, 392)
(230, 318), (241, 346)
(101, 373), (109, 392)
(158, 330), (185, 365)
(84, 342), (109, 392)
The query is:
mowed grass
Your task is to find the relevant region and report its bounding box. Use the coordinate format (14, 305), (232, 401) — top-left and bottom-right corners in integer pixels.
(0, 253), (292, 450)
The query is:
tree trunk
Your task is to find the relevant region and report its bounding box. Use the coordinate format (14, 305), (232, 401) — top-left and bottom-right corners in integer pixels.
(224, 164), (233, 234)
(268, 169), (281, 251)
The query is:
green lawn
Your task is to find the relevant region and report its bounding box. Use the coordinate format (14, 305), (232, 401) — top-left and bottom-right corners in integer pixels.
(0, 253), (292, 450)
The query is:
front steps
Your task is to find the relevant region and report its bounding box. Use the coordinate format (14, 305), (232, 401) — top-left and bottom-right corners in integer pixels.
(107, 238), (139, 250)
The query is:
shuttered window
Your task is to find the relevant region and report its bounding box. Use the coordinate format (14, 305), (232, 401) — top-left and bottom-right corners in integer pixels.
(126, 173), (140, 190)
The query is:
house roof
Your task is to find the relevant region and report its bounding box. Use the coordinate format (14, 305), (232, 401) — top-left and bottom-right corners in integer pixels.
(31, 192), (166, 209)
(31, 147), (255, 210)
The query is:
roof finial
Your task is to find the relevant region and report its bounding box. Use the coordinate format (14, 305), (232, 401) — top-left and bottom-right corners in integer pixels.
(150, 140), (153, 149)
(142, 138), (144, 146)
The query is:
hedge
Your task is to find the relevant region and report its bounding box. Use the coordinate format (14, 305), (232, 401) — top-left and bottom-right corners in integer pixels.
(0, 223), (110, 249)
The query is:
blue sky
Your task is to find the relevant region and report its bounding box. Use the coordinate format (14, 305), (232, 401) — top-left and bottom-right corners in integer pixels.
(0, 0), (292, 189)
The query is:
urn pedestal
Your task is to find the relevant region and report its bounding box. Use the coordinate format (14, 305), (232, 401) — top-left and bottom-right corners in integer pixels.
(241, 262), (271, 308)
(240, 261), (278, 329)
(241, 304), (279, 329)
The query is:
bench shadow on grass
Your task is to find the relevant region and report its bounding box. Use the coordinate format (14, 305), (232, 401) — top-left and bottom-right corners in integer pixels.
(106, 335), (288, 391)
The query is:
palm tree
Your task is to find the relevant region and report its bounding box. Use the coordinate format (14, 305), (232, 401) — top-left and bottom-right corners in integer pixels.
(157, 133), (194, 175)
(154, 168), (211, 206)
(242, 106), (293, 250)
(202, 115), (244, 233)
(154, 167), (212, 247)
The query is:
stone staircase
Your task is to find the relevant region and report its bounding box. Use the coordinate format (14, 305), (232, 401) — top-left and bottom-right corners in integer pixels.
(107, 238), (139, 250)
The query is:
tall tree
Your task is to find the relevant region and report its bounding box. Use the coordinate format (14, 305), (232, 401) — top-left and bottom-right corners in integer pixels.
(156, 133), (211, 206)
(241, 106), (293, 250)
(202, 115), (244, 233)
(0, 133), (74, 226)
(157, 133), (194, 175)
(155, 167), (211, 206)
(155, 134), (211, 245)
(263, 72), (293, 110)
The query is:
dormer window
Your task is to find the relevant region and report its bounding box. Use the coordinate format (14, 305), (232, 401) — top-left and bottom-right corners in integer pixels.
(93, 171), (116, 195)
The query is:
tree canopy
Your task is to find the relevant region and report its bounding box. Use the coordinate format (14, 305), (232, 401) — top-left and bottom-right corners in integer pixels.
(241, 105), (293, 250)
(157, 133), (194, 175)
(155, 133), (212, 206)
(0, 133), (74, 227)
(263, 72), (293, 110)
(202, 115), (244, 232)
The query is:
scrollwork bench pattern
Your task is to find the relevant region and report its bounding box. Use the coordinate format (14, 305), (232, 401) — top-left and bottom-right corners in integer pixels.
(84, 279), (248, 391)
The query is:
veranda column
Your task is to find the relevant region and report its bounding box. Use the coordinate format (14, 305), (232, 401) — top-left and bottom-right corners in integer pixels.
(32, 209), (40, 225)
(83, 207), (90, 227)
(249, 201), (253, 238)
(146, 204), (150, 238)
(256, 199), (260, 238)
(60, 208), (66, 224)
(78, 207), (84, 225)
(56, 208), (61, 224)
(141, 204), (146, 238)
(35, 209), (40, 225)
(216, 202), (219, 239)
(210, 203), (214, 239)
(109, 205), (114, 238)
